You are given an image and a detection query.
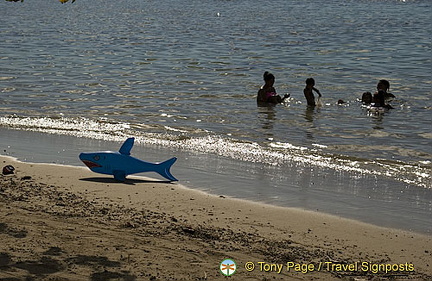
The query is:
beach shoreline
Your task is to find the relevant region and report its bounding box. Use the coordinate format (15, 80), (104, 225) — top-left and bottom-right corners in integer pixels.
(1, 127), (431, 235)
(1, 155), (431, 280)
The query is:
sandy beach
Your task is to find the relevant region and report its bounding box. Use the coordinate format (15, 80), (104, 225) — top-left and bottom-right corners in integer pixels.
(0, 155), (431, 281)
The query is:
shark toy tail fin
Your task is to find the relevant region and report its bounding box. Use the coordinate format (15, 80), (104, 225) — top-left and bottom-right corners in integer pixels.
(156, 157), (178, 182)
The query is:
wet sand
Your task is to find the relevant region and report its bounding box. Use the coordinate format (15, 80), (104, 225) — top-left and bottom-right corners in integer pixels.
(0, 155), (431, 280)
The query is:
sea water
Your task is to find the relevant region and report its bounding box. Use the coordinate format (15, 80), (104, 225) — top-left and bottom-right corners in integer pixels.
(0, 0), (431, 233)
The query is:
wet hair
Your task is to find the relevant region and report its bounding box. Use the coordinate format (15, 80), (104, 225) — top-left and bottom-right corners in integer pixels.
(378, 79), (390, 90)
(305, 78), (315, 86)
(263, 71), (275, 82)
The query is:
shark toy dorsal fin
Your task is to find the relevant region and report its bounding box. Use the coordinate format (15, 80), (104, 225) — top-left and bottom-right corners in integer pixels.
(119, 137), (135, 156)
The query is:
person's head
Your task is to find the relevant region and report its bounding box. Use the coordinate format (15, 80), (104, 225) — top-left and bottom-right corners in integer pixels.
(305, 78), (315, 87)
(377, 79), (390, 92)
(361, 92), (372, 104)
(263, 71), (275, 85)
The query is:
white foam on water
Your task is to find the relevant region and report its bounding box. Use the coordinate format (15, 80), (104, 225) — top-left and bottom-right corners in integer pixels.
(1, 116), (429, 189)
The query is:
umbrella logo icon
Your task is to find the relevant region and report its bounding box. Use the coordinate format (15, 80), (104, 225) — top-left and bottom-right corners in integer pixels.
(220, 259), (237, 276)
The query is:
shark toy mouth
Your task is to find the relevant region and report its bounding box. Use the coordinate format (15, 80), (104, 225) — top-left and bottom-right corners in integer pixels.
(82, 160), (102, 168)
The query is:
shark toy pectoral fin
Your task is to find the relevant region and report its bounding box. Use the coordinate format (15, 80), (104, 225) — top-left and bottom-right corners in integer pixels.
(113, 170), (127, 182)
(119, 137), (135, 156)
(156, 157), (178, 182)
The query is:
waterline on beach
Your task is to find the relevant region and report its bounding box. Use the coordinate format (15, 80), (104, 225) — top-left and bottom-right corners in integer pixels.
(1, 127), (431, 234)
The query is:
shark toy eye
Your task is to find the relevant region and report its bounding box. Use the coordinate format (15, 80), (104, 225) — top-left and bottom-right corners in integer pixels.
(93, 155), (100, 161)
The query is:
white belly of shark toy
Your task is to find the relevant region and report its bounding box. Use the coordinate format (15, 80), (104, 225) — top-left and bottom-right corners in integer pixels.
(79, 137), (178, 182)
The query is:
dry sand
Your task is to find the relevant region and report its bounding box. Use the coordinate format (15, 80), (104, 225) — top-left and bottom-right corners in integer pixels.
(0, 155), (431, 281)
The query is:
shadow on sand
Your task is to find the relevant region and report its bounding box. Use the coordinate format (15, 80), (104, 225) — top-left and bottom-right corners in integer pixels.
(79, 177), (174, 185)
(0, 249), (136, 281)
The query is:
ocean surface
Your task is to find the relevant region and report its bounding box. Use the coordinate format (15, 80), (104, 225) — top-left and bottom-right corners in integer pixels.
(1, 0), (431, 233)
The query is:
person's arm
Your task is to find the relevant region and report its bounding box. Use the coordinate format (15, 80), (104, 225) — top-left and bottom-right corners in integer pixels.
(384, 92), (395, 99)
(257, 89), (266, 102)
(267, 96), (282, 103)
(313, 87), (322, 97)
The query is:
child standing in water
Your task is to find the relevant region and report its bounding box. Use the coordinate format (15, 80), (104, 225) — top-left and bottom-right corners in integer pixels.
(372, 79), (394, 109)
(376, 79), (395, 99)
(303, 78), (322, 107)
(257, 71), (289, 104)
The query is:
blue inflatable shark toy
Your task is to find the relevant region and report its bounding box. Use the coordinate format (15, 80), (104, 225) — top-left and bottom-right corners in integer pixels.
(79, 137), (178, 182)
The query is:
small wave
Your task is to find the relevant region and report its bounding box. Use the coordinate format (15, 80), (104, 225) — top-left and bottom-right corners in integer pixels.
(164, 126), (189, 133)
(0, 116), (131, 142)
